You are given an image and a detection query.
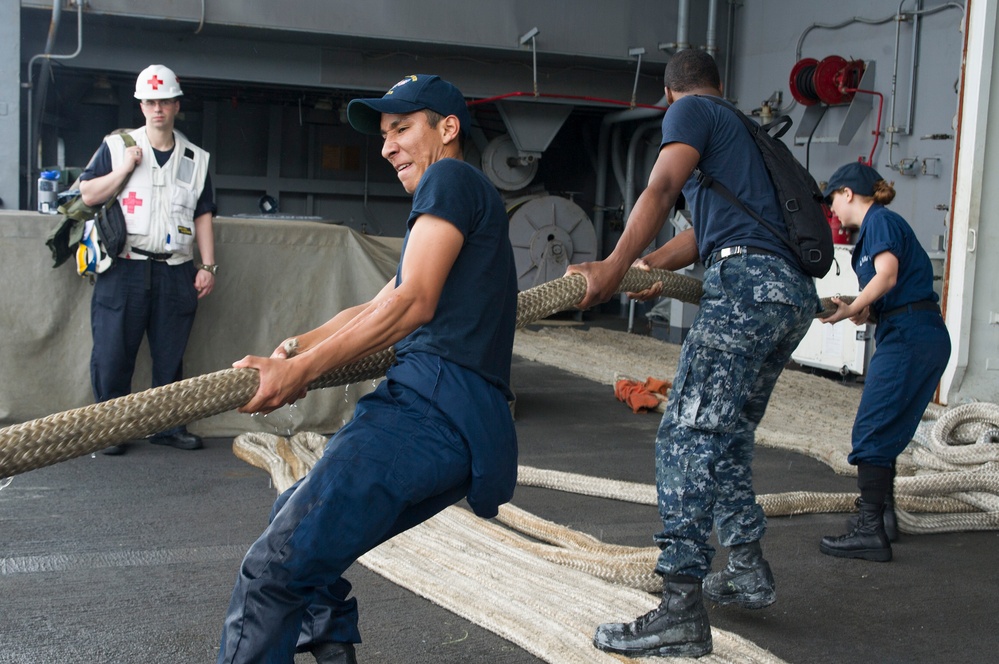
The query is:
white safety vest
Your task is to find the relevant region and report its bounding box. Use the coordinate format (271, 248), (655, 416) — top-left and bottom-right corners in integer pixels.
(107, 129), (210, 265)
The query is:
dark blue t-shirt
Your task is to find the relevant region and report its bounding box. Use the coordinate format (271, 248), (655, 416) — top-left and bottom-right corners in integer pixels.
(393, 158), (518, 399)
(81, 140), (217, 217)
(661, 95), (798, 268)
(852, 204), (937, 314)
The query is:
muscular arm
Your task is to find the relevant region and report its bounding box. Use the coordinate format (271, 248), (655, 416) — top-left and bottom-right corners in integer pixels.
(640, 227), (699, 271)
(567, 142), (700, 309)
(234, 214), (465, 413)
(623, 227), (699, 301)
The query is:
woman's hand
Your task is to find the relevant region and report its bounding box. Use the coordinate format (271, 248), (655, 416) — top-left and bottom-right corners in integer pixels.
(819, 296), (852, 324)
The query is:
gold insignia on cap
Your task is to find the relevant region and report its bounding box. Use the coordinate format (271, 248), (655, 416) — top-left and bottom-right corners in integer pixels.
(386, 75), (419, 96)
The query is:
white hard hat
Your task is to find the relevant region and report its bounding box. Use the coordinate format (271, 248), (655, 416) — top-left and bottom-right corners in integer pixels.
(134, 64), (184, 100)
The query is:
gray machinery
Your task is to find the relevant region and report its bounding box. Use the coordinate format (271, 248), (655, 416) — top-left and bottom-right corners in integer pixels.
(476, 99), (598, 291)
(507, 194), (597, 291)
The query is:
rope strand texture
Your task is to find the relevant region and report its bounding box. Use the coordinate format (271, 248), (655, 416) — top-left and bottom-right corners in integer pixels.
(0, 266), (845, 478)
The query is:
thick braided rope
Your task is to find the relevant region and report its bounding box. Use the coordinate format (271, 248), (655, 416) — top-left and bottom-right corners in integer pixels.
(0, 268), (695, 477)
(230, 432), (993, 600)
(0, 264), (850, 478)
(924, 402), (999, 465)
(360, 505), (788, 664)
(0, 369), (259, 479)
(896, 403), (999, 533)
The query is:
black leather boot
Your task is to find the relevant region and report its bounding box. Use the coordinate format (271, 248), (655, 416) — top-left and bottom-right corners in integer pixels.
(703, 541), (776, 609)
(848, 495), (899, 542)
(820, 500), (892, 562)
(593, 575), (712, 658)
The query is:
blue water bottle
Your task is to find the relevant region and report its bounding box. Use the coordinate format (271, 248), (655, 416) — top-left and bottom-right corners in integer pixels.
(37, 170), (61, 214)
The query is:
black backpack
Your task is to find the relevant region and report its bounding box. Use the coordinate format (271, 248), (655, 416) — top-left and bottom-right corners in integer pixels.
(693, 96), (833, 278)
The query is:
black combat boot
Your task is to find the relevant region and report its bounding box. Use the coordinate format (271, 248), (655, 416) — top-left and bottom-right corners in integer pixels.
(848, 461), (898, 541)
(703, 541), (776, 609)
(593, 575), (712, 658)
(848, 495), (898, 542)
(820, 500), (892, 562)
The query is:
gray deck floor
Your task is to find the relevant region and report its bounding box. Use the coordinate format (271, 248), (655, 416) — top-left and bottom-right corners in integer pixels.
(2, 335), (997, 663)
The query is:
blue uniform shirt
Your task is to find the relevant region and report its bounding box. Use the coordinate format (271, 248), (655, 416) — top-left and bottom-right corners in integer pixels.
(390, 157), (519, 516)
(395, 158), (518, 400)
(852, 204), (937, 315)
(661, 95), (798, 268)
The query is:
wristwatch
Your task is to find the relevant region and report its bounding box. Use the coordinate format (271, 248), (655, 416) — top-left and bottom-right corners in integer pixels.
(198, 263), (219, 276)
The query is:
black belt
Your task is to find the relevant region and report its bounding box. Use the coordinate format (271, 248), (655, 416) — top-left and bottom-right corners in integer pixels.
(705, 246), (776, 268)
(130, 247), (174, 261)
(881, 301), (940, 319)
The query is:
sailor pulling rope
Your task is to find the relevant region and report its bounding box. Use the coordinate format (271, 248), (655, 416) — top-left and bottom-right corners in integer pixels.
(1, 267), (850, 479)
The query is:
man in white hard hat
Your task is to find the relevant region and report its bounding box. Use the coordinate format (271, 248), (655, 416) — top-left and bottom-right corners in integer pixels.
(79, 64), (217, 455)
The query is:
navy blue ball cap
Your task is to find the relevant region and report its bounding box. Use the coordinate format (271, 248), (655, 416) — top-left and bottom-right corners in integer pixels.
(347, 74), (472, 137)
(825, 161), (884, 203)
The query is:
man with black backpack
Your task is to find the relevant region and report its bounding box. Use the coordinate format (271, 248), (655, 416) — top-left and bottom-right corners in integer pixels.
(78, 64), (217, 456)
(567, 49), (820, 658)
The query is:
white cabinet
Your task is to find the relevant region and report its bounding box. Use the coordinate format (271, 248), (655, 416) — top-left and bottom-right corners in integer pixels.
(791, 245), (874, 376)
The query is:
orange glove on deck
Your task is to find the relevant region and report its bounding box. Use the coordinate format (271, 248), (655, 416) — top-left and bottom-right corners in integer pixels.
(614, 379), (660, 414)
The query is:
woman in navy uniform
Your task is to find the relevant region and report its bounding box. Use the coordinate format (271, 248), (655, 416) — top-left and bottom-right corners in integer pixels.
(818, 162), (951, 562)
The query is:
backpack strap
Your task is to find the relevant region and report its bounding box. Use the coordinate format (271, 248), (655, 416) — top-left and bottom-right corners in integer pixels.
(692, 167), (788, 248)
(760, 115), (793, 140)
(690, 95), (802, 261)
(99, 133), (138, 213)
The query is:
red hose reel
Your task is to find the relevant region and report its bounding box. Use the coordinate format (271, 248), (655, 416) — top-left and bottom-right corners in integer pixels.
(789, 56), (865, 106)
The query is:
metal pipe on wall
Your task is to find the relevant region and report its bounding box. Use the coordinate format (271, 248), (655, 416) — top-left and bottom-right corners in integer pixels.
(25, 0), (83, 211)
(592, 101), (667, 258)
(887, 1), (966, 167)
(887, 0), (908, 159)
(905, 0), (923, 134)
(593, 0), (690, 257)
(625, 121), (664, 221)
(611, 124), (628, 206)
(624, 120), (662, 219)
(676, 0), (690, 51)
(706, 0), (718, 56)
(723, 0), (738, 98)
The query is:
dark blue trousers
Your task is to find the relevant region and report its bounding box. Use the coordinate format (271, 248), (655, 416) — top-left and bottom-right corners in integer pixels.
(90, 258), (198, 436)
(217, 379), (474, 664)
(849, 310), (951, 468)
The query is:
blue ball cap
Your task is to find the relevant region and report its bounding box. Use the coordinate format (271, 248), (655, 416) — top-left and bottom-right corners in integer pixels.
(825, 162), (883, 203)
(347, 75), (472, 137)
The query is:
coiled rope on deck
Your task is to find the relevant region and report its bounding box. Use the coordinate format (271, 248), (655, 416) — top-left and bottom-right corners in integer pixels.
(230, 397), (999, 599)
(232, 431), (790, 663)
(896, 401), (999, 534)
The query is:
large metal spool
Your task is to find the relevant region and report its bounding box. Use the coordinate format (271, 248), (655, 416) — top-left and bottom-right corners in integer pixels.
(482, 134), (539, 191)
(508, 195), (597, 291)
